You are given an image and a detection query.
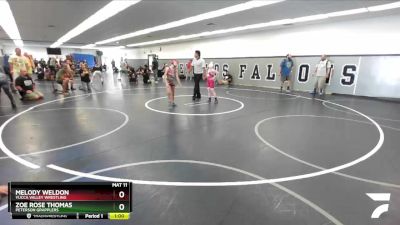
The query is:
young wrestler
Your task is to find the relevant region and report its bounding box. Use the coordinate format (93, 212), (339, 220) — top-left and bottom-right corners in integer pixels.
(205, 62), (218, 104)
(163, 60), (182, 107)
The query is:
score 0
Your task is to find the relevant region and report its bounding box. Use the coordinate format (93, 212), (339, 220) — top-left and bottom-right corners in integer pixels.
(112, 182), (130, 201)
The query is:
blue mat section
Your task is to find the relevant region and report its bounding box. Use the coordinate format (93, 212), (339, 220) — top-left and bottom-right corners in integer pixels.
(72, 53), (95, 68)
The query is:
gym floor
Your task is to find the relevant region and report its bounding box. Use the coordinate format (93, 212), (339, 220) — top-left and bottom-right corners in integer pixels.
(0, 72), (399, 225)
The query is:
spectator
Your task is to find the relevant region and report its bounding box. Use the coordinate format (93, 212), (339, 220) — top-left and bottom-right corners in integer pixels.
(44, 67), (52, 80)
(152, 57), (159, 81)
(0, 67), (16, 108)
(56, 64), (75, 95)
(128, 66), (137, 83)
(91, 66), (104, 85)
(217, 71), (233, 85)
(311, 54), (332, 96)
(279, 54), (294, 92)
(15, 69), (44, 101)
(143, 65), (150, 84)
(3, 54), (11, 79)
(79, 63), (91, 92)
(24, 53), (35, 75)
(186, 59), (193, 80)
(33, 58), (39, 73)
(48, 57), (57, 78)
(39, 58), (46, 70)
(9, 47), (29, 92)
(120, 59), (127, 73)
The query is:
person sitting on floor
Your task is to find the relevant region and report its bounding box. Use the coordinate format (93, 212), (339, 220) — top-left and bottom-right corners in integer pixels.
(127, 66), (137, 83)
(143, 65), (150, 84)
(56, 64), (75, 95)
(15, 69), (43, 101)
(218, 71), (233, 85)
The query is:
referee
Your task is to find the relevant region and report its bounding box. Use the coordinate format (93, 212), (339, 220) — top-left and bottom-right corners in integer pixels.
(191, 50), (206, 101)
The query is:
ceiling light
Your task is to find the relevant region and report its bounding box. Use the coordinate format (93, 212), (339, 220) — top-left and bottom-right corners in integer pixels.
(80, 44), (97, 49)
(0, 0), (24, 47)
(290, 14), (329, 23)
(50, 0), (141, 48)
(368, 1), (400, 11)
(95, 0), (285, 45)
(326, 8), (368, 17)
(127, 1), (399, 48)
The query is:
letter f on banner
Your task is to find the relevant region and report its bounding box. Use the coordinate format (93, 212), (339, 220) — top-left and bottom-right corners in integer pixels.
(366, 193), (391, 219)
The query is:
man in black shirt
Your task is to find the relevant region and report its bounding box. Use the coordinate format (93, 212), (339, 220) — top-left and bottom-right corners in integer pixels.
(15, 69), (43, 101)
(152, 57), (159, 82)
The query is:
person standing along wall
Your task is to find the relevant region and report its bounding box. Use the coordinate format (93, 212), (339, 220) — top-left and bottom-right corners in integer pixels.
(191, 50), (206, 101)
(279, 54), (294, 92)
(311, 55), (332, 96)
(186, 59), (193, 80)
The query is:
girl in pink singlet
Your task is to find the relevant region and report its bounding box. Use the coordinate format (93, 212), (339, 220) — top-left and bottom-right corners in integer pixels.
(163, 60), (182, 107)
(205, 62), (218, 104)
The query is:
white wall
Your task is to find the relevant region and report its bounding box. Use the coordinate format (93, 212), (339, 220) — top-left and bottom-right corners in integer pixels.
(99, 47), (143, 65)
(1, 45), (97, 60)
(132, 14), (400, 59)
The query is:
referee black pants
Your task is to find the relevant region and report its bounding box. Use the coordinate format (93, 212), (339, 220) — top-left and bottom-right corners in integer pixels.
(193, 73), (202, 99)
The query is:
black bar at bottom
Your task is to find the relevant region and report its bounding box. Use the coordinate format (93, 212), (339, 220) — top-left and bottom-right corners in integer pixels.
(12, 213), (109, 219)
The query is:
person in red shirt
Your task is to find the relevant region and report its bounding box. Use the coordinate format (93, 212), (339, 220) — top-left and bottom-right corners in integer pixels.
(186, 59), (193, 80)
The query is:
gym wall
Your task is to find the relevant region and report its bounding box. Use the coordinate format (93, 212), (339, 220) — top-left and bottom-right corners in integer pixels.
(126, 59), (147, 68)
(143, 14), (400, 99)
(158, 55), (400, 99)
(1, 46), (97, 60)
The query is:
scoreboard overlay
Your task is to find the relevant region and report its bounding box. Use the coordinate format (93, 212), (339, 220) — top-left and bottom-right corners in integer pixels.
(8, 182), (132, 220)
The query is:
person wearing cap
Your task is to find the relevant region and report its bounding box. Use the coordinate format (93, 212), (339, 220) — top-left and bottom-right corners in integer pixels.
(163, 60), (182, 107)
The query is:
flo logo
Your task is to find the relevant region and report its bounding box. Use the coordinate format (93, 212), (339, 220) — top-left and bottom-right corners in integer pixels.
(366, 193), (391, 219)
